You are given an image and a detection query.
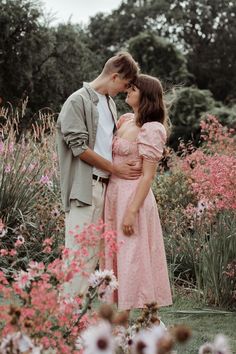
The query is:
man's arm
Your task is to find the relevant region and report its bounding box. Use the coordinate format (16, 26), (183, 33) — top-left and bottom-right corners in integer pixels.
(60, 96), (141, 179)
(79, 148), (141, 179)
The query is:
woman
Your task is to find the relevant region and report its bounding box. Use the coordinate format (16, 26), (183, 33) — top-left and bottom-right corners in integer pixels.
(104, 74), (172, 312)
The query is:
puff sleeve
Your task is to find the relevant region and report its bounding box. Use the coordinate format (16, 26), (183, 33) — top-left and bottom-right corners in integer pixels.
(137, 122), (167, 162)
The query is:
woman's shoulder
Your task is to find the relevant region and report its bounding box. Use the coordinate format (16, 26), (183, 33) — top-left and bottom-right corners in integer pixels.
(116, 113), (135, 129)
(140, 121), (166, 139)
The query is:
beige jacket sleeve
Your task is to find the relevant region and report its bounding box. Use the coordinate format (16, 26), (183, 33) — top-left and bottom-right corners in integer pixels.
(60, 96), (89, 157)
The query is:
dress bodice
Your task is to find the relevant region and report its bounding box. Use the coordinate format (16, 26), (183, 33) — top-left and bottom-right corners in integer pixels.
(112, 136), (140, 162)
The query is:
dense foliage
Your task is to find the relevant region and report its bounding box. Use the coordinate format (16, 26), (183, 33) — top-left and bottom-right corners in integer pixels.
(1, 0), (235, 143)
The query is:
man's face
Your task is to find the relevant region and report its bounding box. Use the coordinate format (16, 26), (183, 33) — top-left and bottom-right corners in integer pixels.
(108, 74), (131, 97)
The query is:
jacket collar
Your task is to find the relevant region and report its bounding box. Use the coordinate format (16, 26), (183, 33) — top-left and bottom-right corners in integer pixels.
(83, 82), (99, 104)
(83, 82), (113, 104)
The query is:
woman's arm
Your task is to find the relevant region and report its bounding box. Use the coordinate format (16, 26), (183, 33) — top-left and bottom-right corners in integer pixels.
(122, 159), (157, 236)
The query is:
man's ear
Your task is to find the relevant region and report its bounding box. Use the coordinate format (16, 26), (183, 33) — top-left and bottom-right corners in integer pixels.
(111, 73), (119, 81)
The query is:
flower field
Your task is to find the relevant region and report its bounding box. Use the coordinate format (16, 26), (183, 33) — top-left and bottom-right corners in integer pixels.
(0, 105), (235, 353)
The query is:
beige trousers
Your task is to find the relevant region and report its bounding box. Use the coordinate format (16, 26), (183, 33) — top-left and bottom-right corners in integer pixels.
(64, 179), (106, 296)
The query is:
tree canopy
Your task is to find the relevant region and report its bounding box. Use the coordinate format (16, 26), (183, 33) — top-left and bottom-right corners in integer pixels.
(0, 0), (235, 143)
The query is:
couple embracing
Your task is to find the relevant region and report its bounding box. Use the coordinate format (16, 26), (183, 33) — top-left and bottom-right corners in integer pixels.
(56, 52), (172, 313)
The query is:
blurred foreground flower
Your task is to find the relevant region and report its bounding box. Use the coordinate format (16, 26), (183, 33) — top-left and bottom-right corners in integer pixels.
(199, 334), (232, 354)
(80, 321), (115, 354)
(0, 331), (42, 353)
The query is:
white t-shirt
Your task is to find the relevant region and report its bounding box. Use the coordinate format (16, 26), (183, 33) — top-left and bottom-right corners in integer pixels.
(93, 91), (114, 178)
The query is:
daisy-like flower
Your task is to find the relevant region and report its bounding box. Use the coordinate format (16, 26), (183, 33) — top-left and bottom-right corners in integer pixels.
(14, 235), (25, 247)
(89, 269), (118, 302)
(214, 334), (232, 354)
(17, 235), (25, 243)
(0, 219), (7, 238)
(27, 261), (45, 277)
(89, 270), (117, 288)
(15, 270), (33, 289)
(0, 332), (42, 353)
(131, 329), (151, 354)
(81, 321), (115, 354)
(199, 334), (232, 354)
(75, 335), (84, 351)
(131, 325), (167, 354)
(51, 207), (60, 218)
(198, 343), (214, 354)
(114, 325), (131, 353)
(4, 164), (11, 173)
(40, 175), (50, 184)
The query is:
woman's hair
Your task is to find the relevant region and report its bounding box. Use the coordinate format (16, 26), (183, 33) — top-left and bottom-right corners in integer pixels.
(102, 52), (140, 81)
(133, 74), (170, 133)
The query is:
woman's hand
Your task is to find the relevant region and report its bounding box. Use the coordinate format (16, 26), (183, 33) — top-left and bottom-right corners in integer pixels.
(122, 209), (137, 236)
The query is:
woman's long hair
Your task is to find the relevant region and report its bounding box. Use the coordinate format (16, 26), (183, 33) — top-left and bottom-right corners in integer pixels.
(134, 74), (171, 134)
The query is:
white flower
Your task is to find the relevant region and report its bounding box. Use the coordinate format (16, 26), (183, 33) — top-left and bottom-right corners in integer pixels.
(88, 270), (104, 287)
(89, 269), (118, 289)
(213, 334), (232, 354)
(81, 321), (115, 354)
(113, 326), (130, 352)
(15, 270), (33, 289)
(17, 235), (25, 244)
(0, 332), (42, 353)
(89, 270), (118, 302)
(198, 342), (214, 354)
(131, 329), (152, 354)
(0, 219), (7, 238)
(131, 325), (166, 354)
(75, 335), (84, 351)
(0, 228), (7, 238)
(198, 334), (232, 354)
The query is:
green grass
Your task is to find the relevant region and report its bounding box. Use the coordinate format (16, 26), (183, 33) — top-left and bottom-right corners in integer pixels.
(157, 291), (236, 354)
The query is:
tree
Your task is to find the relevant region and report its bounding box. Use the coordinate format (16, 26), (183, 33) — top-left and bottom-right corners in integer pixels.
(0, 0), (49, 105)
(127, 31), (191, 85)
(31, 24), (98, 112)
(87, 0), (236, 103)
(162, 0), (236, 102)
(0, 1), (99, 118)
(168, 87), (235, 149)
(86, 0), (169, 58)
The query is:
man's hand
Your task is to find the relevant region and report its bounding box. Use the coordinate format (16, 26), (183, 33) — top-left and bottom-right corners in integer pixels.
(112, 160), (142, 179)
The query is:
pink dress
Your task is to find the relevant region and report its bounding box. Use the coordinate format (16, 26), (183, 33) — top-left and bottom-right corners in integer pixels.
(104, 114), (172, 311)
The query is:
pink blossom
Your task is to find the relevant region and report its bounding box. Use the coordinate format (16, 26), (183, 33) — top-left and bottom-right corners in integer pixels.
(0, 249), (8, 256)
(9, 249), (17, 257)
(40, 175), (51, 184)
(14, 235), (25, 247)
(15, 270), (33, 289)
(4, 164), (11, 173)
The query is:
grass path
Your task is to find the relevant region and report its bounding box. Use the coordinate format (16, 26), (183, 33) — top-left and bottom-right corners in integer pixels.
(158, 292), (236, 353)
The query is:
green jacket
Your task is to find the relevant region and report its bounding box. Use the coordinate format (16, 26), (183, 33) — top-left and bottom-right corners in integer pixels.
(56, 82), (117, 212)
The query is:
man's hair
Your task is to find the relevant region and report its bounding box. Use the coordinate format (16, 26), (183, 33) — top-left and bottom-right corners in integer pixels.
(102, 52), (139, 81)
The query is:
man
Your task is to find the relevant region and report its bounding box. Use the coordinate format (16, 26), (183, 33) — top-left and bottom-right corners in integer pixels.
(56, 52), (140, 295)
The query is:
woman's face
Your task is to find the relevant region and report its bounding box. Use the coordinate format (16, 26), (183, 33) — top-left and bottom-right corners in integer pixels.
(125, 85), (140, 109)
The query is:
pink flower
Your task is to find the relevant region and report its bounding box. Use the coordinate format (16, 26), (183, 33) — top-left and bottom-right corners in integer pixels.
(15, 270), (33, 289)
(40, 175), (52, 187)
(14, 235), (25, 247)
(4, 164), (11, 173)
(0, 249), (9, 256)
(9, 249), (17, 257)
